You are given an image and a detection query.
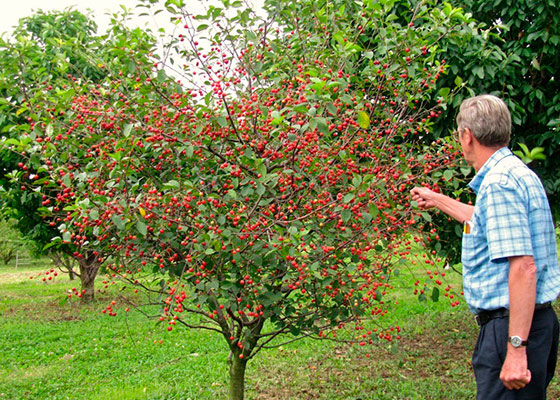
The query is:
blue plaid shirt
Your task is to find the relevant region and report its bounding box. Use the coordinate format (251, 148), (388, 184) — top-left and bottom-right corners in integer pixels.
(462, 147), (560, 313)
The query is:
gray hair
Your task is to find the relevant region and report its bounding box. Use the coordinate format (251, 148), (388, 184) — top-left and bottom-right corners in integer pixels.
(456, 94), (511, 147)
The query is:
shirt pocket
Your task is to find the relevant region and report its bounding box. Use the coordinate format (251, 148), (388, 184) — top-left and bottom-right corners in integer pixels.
(461, 216), (486, 269)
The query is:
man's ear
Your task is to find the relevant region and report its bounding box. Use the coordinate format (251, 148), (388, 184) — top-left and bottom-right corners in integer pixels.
(463, 128), (474, 145)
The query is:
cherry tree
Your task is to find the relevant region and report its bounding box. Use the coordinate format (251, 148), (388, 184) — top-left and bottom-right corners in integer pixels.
(0, 8), (165, 301)
(3, 0), (468, 397)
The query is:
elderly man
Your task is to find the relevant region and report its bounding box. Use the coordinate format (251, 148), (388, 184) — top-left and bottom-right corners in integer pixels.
(411, 94), (560, 399)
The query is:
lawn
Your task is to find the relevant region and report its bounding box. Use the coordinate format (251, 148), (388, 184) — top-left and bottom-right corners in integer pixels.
(1, 261), (559, 400)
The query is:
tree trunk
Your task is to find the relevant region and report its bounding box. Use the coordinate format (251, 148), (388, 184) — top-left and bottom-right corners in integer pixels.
(2, 251), (15, 265)
(78, 254), (100, 303)
(68, 265), (76, 281)
(228, 351), (248, 400)
(224, 318), (264, 400)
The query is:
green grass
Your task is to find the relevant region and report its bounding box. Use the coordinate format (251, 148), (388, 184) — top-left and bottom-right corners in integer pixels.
(1, 261), (560, 399)
(0, 265), (230, 400)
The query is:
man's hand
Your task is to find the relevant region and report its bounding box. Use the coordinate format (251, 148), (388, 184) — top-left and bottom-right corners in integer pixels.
(410, 187), (439, 210)
(500, 348), (531, 390)
(410, 186), (474, 223)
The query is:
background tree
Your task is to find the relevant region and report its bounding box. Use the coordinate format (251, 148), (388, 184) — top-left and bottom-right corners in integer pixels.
(0, 8), (166, 301)
(434, 0), (560, 213)
(0, 219), (28, 265)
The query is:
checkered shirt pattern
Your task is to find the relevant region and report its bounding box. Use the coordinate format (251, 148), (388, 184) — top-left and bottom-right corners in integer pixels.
(462, 147), (560, 313)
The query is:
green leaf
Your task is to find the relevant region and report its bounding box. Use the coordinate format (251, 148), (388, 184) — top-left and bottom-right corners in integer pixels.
(442, 2), (452, 16)
(257, 163), (267, 177)
(341, 209), (352, 223)
(431, 287), (440, 302)
(4, 138), (20, 146)
(518, 142), (529, 154)
(164, 180), (180, 189)
(271, 111), (283, 125)
(531, 57), (541, 71)
(332, 31), (345, 45)
(123, 124), (133, 137)
(443, 170), (454, 181)
(78, 198), (90, 209)
(112, 215), (125, 230)
(420, 212), (432, 222)
(246, 31), (257, 42)
(357, 111), (370, 129)
(136, 220), (147, 237)
(438, 87), (450, 98)
(128, 60), (136, 74)
(185, 145), (194, 158)
(62, 174), (71, 188)
(369, 203), (379, 218)
(460, 166), (472, 176)
(315, 117), (329, 135)
(293, 104), (308, 113)
(216, 116), (228, 127)
(256, 182), (265, 196)
(529, 147), (545, 158)
(157, 69), (167, 83)
(473, 66), (484, 79)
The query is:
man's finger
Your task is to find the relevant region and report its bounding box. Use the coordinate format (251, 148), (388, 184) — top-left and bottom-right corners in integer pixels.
(522, 369), (531, 384)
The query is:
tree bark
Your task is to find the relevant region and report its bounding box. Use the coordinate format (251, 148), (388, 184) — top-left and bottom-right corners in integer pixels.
(78, 254), (100, 303)
(226, 319), (265, 400)
(228, 350), (248, 400)
(2, 249), (15, 265)
(68, 267), (76, 281)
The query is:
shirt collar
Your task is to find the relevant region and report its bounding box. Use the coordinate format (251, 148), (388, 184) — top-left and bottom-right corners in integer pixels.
(468, 147), (512, 194)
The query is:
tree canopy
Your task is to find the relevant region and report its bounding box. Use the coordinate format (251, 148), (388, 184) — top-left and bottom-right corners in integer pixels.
(0, 1), (475, 398)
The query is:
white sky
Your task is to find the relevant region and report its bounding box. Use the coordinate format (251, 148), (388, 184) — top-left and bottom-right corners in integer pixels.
(0, 1), (265, 36)
(0, 0), (142, 35)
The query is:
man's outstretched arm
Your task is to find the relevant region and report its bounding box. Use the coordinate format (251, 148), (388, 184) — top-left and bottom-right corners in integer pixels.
(410, 186), (474, 223)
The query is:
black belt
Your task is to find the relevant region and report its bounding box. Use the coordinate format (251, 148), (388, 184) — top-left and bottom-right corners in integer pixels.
(475, 302), (552, 327)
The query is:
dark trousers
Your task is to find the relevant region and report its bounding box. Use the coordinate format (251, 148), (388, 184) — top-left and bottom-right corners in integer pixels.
(472, 307), (559, 399)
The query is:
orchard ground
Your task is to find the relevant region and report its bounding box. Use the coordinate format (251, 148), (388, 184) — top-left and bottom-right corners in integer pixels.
(1, 260), (560, 400)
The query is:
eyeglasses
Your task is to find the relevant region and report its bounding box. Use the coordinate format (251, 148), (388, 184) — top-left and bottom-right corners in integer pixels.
(452, 128), (463, 141)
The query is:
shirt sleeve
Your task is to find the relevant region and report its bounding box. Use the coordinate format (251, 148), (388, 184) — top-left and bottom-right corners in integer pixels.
(481, 180), (533, 262)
